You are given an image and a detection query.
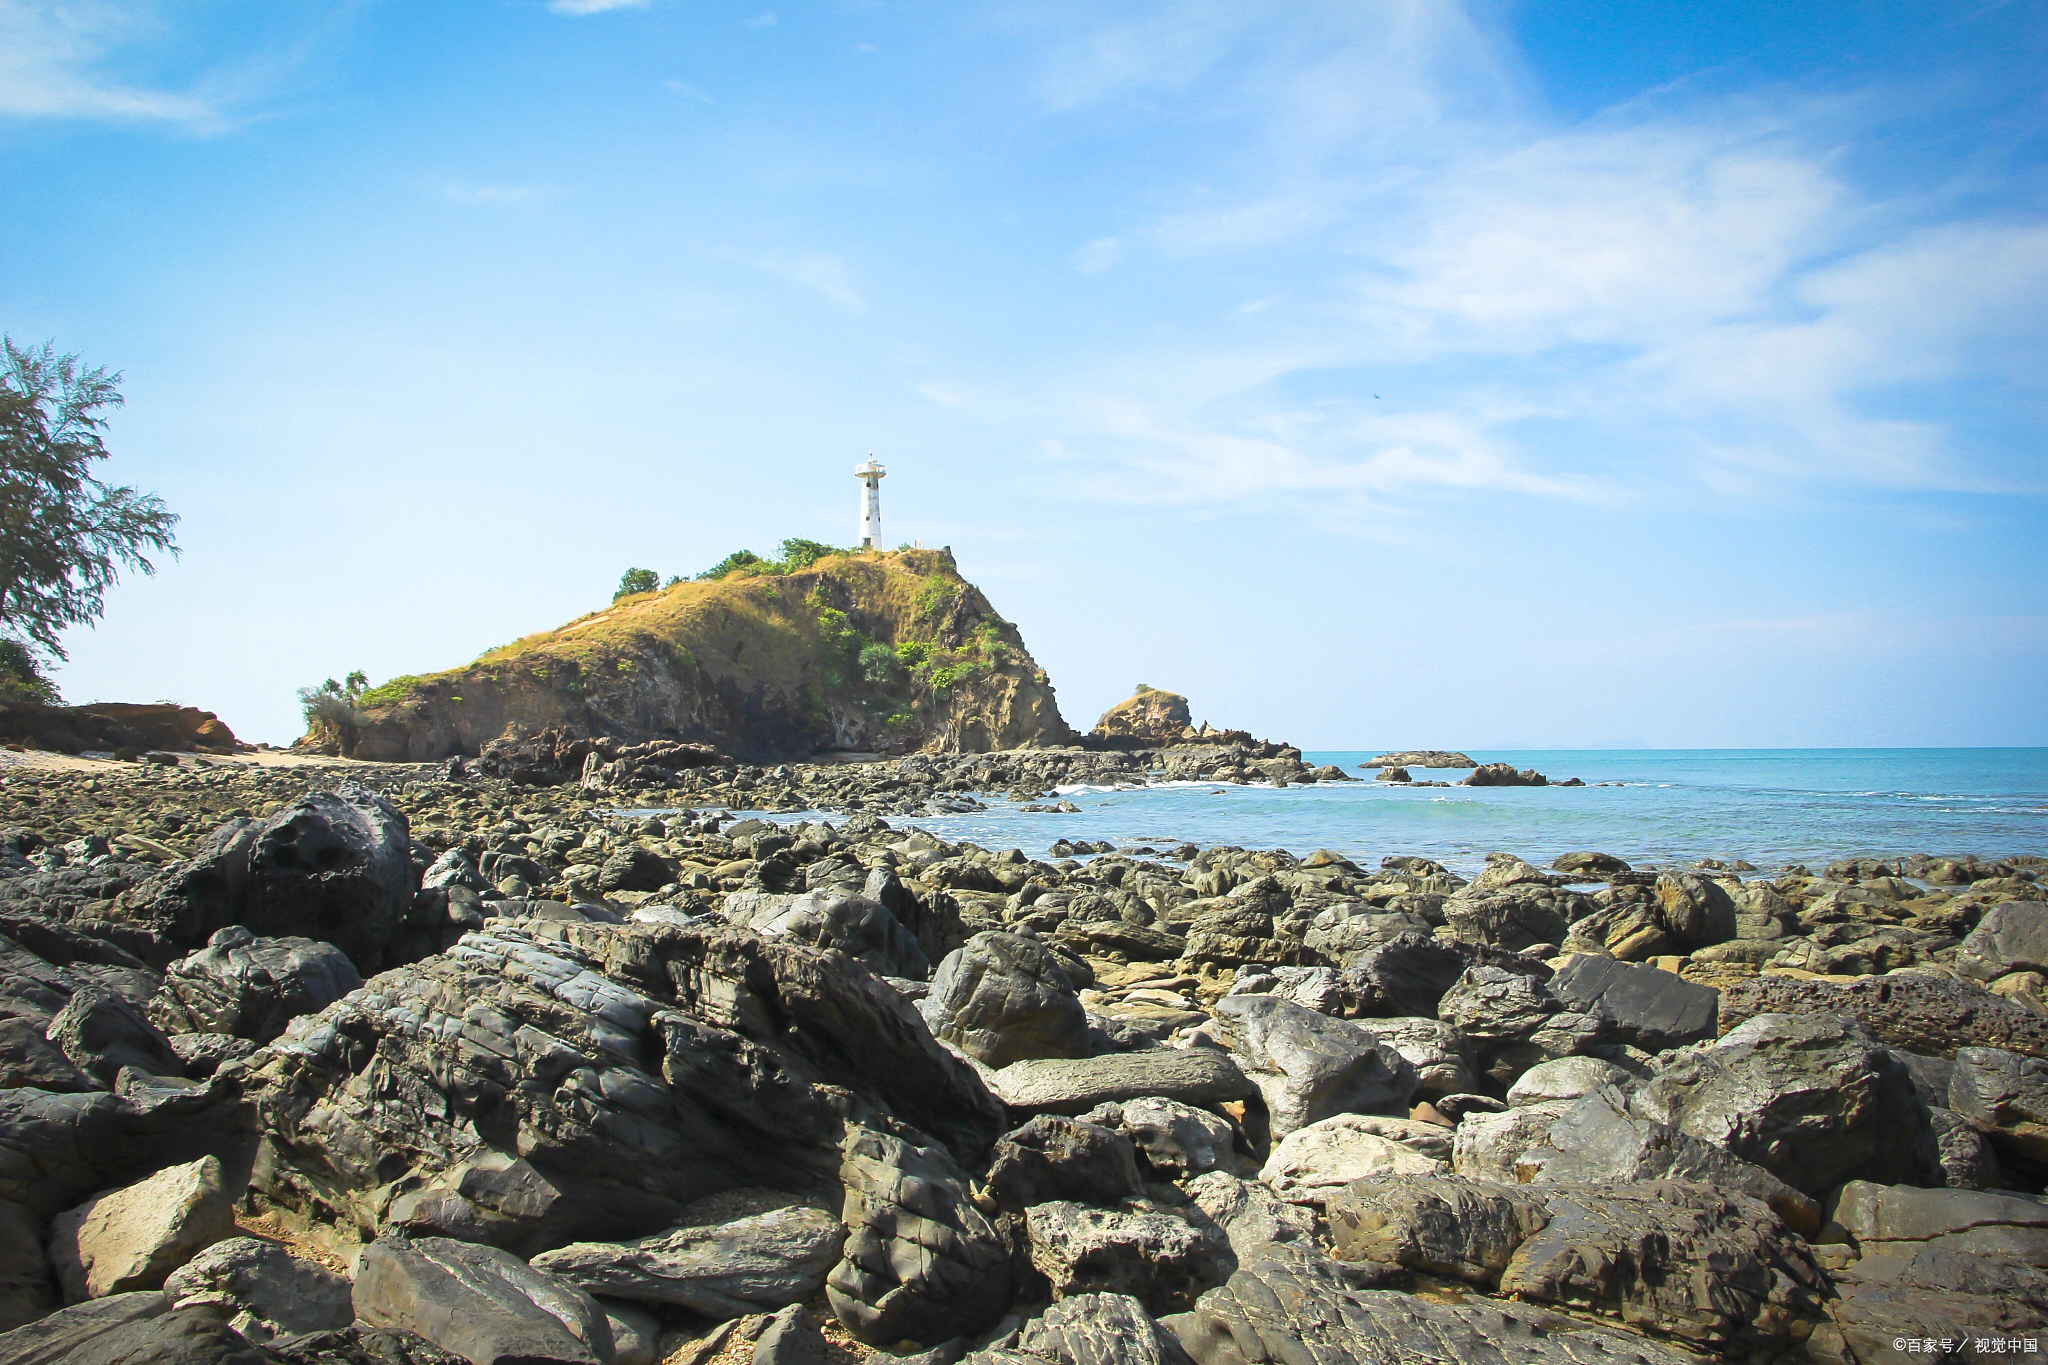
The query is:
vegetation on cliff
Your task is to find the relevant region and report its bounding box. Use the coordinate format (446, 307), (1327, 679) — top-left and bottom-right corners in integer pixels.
(321, 546), (1074, 763)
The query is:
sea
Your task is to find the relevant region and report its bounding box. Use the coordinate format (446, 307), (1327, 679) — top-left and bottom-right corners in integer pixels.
(711, 749), (2048, 878)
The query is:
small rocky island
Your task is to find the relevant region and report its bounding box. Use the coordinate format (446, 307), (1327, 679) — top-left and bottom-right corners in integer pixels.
(0, 557), (2038, 1365)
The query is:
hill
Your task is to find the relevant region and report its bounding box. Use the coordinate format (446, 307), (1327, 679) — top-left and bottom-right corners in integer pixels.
(327, 547), (1074, 763)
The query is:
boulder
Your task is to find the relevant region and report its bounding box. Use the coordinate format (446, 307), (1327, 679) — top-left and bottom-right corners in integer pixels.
(1325, 1174), (1549, 1285)
(0, 1300), (276, 1364)
(1497, 1180), (1828, 1357)
(0, 1017), (97, 1093)
(1832, 1180), (2048, 1260)
(1502, 1057), (1633, 1108)
(1166, 1241), (1699, 1365)
(1513, 1087), (1822, 1235)
(0, 1079), (255, 1220)
(1719, 972), (2048, 1060)
(1078, 1099), (1236, 1178)
(1258, 1114), (1446, 1205)
(1632, 1012), (1942, 1197)
(48, 1155), (236, 1302)
(159, 1235), (354, 1341)
(1822, 1243), (2048, 1365)
(988, 1051), (1254, 1117)
(0, 1199), (52, 1330)
(1931, 1107), (2004, 1191)
(1544, 955), (1717, 1051)
(1958, 901), (2048, 982)
(1182, 1172), (1315, 1267)
(1951, 1046), (2048, 1166)
(1353, 1017), (1475, 1098)
(1441, 890), (1577, 954)
(1211, 995), (1415, 1138)
(828, 1122), (1011, 1346)
(597, 848), (668, 895)
(44, 986), (183, 1088)
(983, 1115), (1145, 1211)
(1552, 852), (1629, 874)
(726, 888), (928, 981)
(981, 1291), (1197, 1365)
(1450, 1102), (1572, 1183)
(1225, 965), (1344, 1015)
(920, 932), (1089, 1067)
(1651, 873), (1738, 949)
(1435, 967), (1611, 1089)
(1336, 932), (1547, 1018)
(353, 1234), (615, 1365)
(529, 1205), (845, 1316)
(1462, 764), (1547, 787)
(1024, 1201), (1231, 1315)
(149, 927), (362, 1044)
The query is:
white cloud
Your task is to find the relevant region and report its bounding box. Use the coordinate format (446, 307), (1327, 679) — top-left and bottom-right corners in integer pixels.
(747, 11), (777, 29)
(1071, 236), (1122, 274)
(664, 79), (713, 103)
(546, 0), (648, 15)
(754, 253), (866, 311)
(443, 183), (546, 205)
(0, 0), (222, 126)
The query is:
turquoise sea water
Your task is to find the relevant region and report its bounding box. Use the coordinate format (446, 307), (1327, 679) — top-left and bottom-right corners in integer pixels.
(732, 749), (2048, 876)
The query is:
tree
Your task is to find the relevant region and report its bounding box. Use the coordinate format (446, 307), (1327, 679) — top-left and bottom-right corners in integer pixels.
(779, 538), (843, 570)
(696, 549), (764, 580)
(0, 339), (178, 663)
(0, 637), (59, 704)
(615, 567), (659, 600)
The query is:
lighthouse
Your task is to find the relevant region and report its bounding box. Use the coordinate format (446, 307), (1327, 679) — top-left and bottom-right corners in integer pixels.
(856, 456), (886, 549)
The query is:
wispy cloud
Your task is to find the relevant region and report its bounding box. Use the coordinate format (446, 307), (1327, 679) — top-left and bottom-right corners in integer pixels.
(546, 0), (648, 15)
(752, 253), (866, 310)
(664, 79), (713, 103)
(0, 0), (222, 127)
(746, 11), (777, 29)
(1071, 236), (1122, 274)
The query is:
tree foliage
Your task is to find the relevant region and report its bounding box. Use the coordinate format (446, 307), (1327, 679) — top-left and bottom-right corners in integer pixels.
(697, 549), (764, 580)
(296, 671), (368, 746)
(0, 338), (179, 661)
(615, 567), (660, 600)
(778, 538), (844, 570)
(0, 638), (59, 704)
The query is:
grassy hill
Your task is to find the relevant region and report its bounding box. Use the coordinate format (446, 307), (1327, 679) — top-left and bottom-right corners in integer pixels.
(332, 547), (1074, 763)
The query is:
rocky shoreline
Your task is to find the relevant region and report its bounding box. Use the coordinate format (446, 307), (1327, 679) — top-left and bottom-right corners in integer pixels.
(1, 748), (2044, 1365)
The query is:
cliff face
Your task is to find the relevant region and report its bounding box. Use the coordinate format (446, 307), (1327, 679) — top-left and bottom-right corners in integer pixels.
(337, 548), (1075, 763)
(0, 702), (240, 755)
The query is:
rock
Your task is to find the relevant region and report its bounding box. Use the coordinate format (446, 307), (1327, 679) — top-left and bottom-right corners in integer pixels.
(1224, 966), (1343, 1016)
(1078, 1099), (1236, 1178)
(986, 1291), (1197, 1365)
(920, 933), (1089, 1067)
(1441, 890), (1575, 954)
(599, 1302), (659, 1365)
(48, 1155), (236, 1302)
(1552, 853), (1629, 875)
(150, 928), (362, 1044)
(0, 1200), (52, 1331)
(1822, 1243), (2048, 1365)
(1544, 955), (1717, 1051)
(1462, 765), (1547, 788)
(353, 1234), (615, 1365)
(1166, 1241), (1699, 1365)
(1503, 1057), (1633, 1108)
(0, 1078), (255, 1220)
(1024, 1201), (1231, 1315)
(983, 1116), (1144, 1211)
(1182, 1172), (1315, 1267)
(1325, 1174), (1549, 1285)
(1, 1300), (276, 1364)
(1832, 1180), (2048, 1260)
(828, 1121), (1011, 1347)
(1211, 995), (1415, 1138)
(0, 1290), (171, 1364)
(1373, 767), (1410, 783)
(44, 986), (184, 1087)
(988, 1051), (1254, 1117)
(726, 889), (928, 981)
(1513, 1087), (1822, 1235)
(1258, 1114), (1447, 1205)
(159, 1235), (353, 1341)
(751, 1302), (828, 1365)
(1951, 1046), (2048, 1166)
(1365, 751), (1476, 768)
(1959, 901), (2048, 981)
(1354, 1016), (1475, 1099)
(164, 1033), (256, 1080)
(1719, 971), (2048, 1060)
(1650, 873), (1738, 949)
(1497, 1180), (1828, 1357)
(1932, 1106), (2004, 1190)
(1632, 1012), (1942, 1197)
(597, 847), (668, 895)
(529, 1205), (845, 1316)
(1450, 1103), (1572, 1183)
(1435, 967), (1610, 1089)
(1337, 933), (1547, 1018)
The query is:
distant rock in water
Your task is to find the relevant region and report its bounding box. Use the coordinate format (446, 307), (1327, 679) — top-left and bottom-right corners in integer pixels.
(1463, 763), (1549, 788)
(1364, 750), (1476, 768)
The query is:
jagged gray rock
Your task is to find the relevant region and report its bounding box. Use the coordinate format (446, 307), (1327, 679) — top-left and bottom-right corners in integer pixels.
(44, 986), (183, 1088)
(529, 1205), (846, 1316)
(725, 888), (929, 981)
(920, 932), (1089, 1067)
(1336, 933), (1549, 1020)
(47, 1155), (236, 1302)
(1211, 995), (1415, 1138)
(1951, 1045), (2048, 1166)
(149, 927), (362, 1044)
(1024, 1200), (1232, 1315)
(983, 1115), (1145, 1211)
(1544, 956), (1716, 1052)
(1435, 967), (1611, 1089)
(1078, 1099), (1236, 1178)
(988, 1051), (1253, 1117)
(1958, 901), (2048, 982)
(159, 1235), (354, 1341)
(353, 1234), (615, 1365)
(1325, 1173), (1549, 1285)
(1632, 1012), (1942, 1197)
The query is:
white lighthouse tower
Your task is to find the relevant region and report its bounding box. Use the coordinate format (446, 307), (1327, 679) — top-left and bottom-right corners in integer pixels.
(855, 456), (886, 549)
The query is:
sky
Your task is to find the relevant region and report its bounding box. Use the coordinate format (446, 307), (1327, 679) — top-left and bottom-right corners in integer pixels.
(2, 0), (2045, 750)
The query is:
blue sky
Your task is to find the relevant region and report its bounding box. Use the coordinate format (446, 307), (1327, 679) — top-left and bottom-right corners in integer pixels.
(3, 0), (2044, 748)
